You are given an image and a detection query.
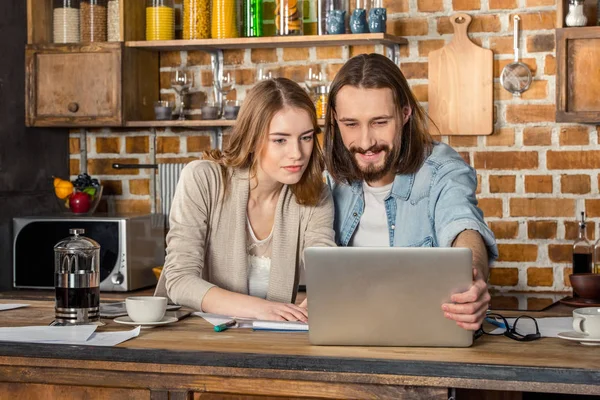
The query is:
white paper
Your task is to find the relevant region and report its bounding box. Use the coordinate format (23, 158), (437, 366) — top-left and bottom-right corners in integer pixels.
(0, 325), (97, 343)
(0, 304), (29, 311)
(194, 312), (308, 331)
(491, 317), (573, 338)
(38, 326), (141, 347)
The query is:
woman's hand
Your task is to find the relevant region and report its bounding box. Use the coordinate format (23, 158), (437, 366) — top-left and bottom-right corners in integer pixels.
(254, 301), (308, 322)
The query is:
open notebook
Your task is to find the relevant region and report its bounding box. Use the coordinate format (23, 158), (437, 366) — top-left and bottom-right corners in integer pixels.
(194, 312), (308, 332)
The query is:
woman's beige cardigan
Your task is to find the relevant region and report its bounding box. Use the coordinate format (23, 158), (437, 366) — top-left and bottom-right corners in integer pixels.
(155, 160), (336, 310)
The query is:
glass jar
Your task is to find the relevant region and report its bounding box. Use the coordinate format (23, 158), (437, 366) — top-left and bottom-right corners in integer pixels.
(80, 0), (107, 42)
(315, 85), (328, 119)
(107, 0), (120, 41)
(368, 0), (386, 33)
(276, 0), (303, 35)
(54, 228), (100, 325)
(53, 0), (80, 43)
(242, 0), (263, 37)
(183, 0), (210, 39)
(212, 0), (239, 38)
(350, 0), (368, 33)
(146, 0), (175, 41)
(573, 212), (593, 274)
(565, 0), (587, 26)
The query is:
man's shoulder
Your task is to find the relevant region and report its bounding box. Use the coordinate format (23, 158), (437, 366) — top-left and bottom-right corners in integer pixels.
(422, 141), (467, 169)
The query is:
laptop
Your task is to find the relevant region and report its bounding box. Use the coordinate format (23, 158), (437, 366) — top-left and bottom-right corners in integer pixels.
(304, 247), (474, 347)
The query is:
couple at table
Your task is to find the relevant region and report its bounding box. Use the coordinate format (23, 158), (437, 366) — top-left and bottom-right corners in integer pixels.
(155, 53), (498, 332)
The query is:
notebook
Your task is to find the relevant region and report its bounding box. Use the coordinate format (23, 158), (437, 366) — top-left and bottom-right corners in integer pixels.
(304, 247), (474, 347)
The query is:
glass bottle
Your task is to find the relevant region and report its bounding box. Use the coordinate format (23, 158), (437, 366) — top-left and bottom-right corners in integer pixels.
(107, 0), (121, 41)
(183, 0), (210, 39)
(275, 0), (303, 35)
(146, 0), (175, 41)
(53, 0), (80, 44)
(242, 0), (263, 37)
(80, 0), (107, 42)
(565, 0), (587, 27)
(212, 0), (239, 38)
(594, 226), (600, 274)
(573, 212), (593, 274)
(315, 85), (328, 119)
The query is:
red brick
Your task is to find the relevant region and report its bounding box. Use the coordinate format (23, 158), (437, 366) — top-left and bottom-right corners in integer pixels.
(526, 34), (555, 53)
(411, 84), (428, 102)
(417, 0), (443, 11)
(437, 15), (501, 34)
(459, 152), (471, 165)
(526, 0), (555, 5)
(490, 0), (517, 9)
(157, 157), (198, 164)
(527, 267), (554, 287)
(96, 137), (120, 154)
(564, 267), (573, 287)
(474, 152), (538, 170)
(283, 48), (310, 61)
(160, 51), (181, 68)
(157, 137), (181, 154)
(523, 126), (552, 146)
(486, 128), (515, 146)
(497, 244), (538, 262)
(126, 137), (149, 154)
(489, 221), (519, 239)
(112, 199), (151, 214)
(129, 179), (150, 196)
(511, 12), (556, 30)
(452, 0), (481, 10)
(478, 198), (503, 218)
(102, 180), (123, 196)
(69, 137), (80, 154)
(223, 49), (245, 65)
(489, 175), (516, 193)
(388, 0), (410, 12)
(559, 126), (590, 146)
(88, 158), (140, 176)
(528, 220), (557, 239)
(564, 221), (595, 241)
(521, 80), (548, 101)
(549, 244), (572, 263)
(388, 18), (429, 36)
(489, 36), (514, 54)
(586, 199), (600, 217)
(547, 151), (600, 169)
(494, 82), (513, 101)
(545, 55), (556, 75)
(505, 104), (554, 123)
(187, 136), (212, 152)
(316, 46), (342, 59)
(489, 268), (519, 286)
(524, 175), (553, 193)
(69, 159), (80, 176)
(186, 51), (211, 65)
(448, 136), (478, 147)
(510, 198), (575, 217)
(561, 174), (591, 194)
(251, 48), (277, 63)
(400, 62), (428, 79)
(418, 40), (445, 57)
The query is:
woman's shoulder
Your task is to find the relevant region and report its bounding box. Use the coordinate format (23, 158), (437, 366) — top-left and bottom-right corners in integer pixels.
(180, 159), (227, 190)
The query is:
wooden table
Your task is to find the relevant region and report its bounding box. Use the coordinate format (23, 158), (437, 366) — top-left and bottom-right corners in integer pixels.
(0, 297), (598, 400)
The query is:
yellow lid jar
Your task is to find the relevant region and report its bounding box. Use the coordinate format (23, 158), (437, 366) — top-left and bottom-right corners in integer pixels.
(146, 0), (175, 41)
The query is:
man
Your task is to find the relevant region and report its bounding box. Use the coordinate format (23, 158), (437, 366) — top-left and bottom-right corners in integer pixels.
(323, 53), (498, 331)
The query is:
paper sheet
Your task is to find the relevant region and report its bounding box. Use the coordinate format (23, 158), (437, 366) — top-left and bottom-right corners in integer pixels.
(0, 325), (97, 343)
(491, 317), (573, 338)
(0, 304), (29, 311)
(38, 326), (141, 346)
(194, 312), (308, 331)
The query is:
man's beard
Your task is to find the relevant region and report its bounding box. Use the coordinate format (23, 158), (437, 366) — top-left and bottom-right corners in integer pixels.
(348, 143), (397, 183)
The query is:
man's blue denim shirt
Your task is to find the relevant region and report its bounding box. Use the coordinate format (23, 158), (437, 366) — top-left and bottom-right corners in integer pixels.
(326, 142), (499, 261)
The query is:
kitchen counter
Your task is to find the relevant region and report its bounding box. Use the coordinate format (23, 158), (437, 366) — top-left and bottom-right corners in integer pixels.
(0, 296), (598, 399)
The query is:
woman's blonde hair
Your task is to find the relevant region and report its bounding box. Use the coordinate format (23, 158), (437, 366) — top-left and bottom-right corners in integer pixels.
(204, 78), (324, 206)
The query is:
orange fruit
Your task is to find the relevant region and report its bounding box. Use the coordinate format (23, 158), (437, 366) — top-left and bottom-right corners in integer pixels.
(54, 180), (74, 199)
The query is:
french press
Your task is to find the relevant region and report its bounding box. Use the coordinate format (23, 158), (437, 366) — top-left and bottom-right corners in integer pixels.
(54, 228), (100, 324)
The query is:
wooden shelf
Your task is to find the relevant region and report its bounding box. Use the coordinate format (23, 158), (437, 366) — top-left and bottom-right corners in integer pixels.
(125, 119), (327, 128)
(126, 33), (407, 52)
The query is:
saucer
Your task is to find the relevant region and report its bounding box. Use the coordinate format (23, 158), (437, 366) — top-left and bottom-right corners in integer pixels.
(559, 296), (600, 307)
(557, 331), (600, 346)
(114, 316), (178, 328)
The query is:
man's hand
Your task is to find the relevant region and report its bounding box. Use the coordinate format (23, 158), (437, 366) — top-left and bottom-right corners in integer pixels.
(442, 268), (490, 331)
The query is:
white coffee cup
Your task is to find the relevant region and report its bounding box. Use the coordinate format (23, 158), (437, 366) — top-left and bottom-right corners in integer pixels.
(125, 296), (167, 323)
(572, 307), (600, 337)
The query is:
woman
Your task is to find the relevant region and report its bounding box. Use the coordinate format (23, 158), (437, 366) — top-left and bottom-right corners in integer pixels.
(155, 78), (335, 322)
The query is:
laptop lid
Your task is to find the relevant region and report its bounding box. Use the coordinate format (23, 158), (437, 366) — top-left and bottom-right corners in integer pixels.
(305, 247), (474, 347)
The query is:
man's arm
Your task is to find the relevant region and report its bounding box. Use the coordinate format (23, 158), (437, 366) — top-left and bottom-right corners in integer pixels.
(452, 229), (489, 281)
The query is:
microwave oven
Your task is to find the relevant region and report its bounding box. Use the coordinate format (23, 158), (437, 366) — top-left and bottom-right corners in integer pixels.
(13, 214), (165, 292)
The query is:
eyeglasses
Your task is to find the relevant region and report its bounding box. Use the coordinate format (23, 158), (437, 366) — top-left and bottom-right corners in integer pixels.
(476, 312), (541, 342)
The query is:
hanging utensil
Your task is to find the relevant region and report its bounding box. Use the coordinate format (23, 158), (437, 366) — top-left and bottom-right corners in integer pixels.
(501, 15), (532, 97)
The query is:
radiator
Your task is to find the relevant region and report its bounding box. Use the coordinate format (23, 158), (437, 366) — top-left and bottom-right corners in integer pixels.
(158, 163), (187, 228)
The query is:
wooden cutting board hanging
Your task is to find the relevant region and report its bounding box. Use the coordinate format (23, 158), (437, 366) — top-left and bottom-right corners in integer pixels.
(428, 13), (493, 136)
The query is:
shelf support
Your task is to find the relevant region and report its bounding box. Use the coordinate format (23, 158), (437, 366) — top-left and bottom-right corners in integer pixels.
(210, 49), (224, 116)
(385, 44), (400, 65)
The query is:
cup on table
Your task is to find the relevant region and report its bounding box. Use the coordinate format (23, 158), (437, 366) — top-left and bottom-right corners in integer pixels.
(125, 296), (167, 322)
(572, 307), (600, 337)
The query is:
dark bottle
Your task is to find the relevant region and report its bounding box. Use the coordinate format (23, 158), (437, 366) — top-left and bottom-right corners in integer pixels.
(573, 212), (593, 274)
(242, 0), (263, 37)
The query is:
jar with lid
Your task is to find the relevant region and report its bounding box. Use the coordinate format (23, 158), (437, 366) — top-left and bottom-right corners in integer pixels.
(54, 0), (80, 43)
(368, 0), (387, 33)
(54, 228), (100, 325)
(107, 0), (121, 41)
(350, 0), (368, 33)
(80, 0), (107, 42)
(565, 0), (587, 26)
(315, 85), (328, 119)
(183, 0), (210, 39)
(147, 0), (175, 41)
(276, 0), (303, 35)
(212, 0), (239, 38)
(242, 0), (263, 37)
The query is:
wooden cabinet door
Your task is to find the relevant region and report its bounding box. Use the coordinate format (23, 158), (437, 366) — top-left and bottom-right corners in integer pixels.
(26, 43), (122, 127)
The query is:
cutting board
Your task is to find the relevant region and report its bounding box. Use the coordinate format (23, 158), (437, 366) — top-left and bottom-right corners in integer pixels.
(428, 13), (493, 136)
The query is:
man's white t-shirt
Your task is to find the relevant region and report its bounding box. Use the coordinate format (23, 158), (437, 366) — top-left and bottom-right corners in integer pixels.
(349, 181), (393, 247)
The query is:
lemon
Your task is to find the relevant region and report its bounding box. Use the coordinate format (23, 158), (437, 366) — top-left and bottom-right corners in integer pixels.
(54, 180), (74, 199)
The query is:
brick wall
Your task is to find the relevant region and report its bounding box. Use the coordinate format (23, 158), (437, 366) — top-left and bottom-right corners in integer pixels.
(69, 0), (600, 292)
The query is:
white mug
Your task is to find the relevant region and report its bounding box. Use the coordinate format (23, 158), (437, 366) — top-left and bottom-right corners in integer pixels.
(125, 296), (167, 323)
(572, 307), (600, 337)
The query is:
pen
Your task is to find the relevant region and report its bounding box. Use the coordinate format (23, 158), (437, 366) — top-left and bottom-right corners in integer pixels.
(484, 316), (506, 329)
(214, 319), (237, 332)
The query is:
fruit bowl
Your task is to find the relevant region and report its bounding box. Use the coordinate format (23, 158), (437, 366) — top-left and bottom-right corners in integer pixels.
(53, 174), (103, 215)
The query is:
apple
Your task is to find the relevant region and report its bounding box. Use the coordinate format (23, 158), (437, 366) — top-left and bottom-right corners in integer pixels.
(69, 192), (91, 214)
